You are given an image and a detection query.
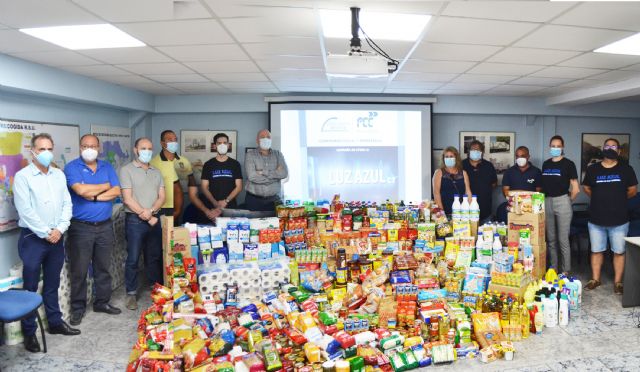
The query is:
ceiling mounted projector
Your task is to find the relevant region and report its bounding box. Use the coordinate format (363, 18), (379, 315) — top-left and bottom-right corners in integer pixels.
(325, 7), (398, 79)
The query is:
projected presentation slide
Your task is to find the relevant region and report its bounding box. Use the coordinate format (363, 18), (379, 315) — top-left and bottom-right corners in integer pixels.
(279, 109), (423, 202)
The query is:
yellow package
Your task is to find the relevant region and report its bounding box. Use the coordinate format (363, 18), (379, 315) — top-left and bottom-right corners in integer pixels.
(329, 287), (347, 303)
(172, 318), (193, 345)
(299, 312), (317, 332)
(452, 221), (471, 237)
(304, 342), (322, 363)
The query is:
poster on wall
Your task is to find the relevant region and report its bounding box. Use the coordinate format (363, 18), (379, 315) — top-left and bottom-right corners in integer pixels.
(581, 133), (630, 178)
(180, 130), (238, 185)
(91, 125), (131, 173)
(460, 131), (515, 177)
(0, 118), (79, 232)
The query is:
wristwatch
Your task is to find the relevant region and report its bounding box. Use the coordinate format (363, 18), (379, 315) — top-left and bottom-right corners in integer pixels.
(224, 198), (230, 204)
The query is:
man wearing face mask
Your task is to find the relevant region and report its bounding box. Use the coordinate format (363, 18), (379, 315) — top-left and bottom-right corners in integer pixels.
(64, 134), (122, 326)
(14, 133), (79, 353)
(463, 140), (498, 222)
(120, 137), (165, 310)
(201, 133), (243, 210)
(244, 129), (288, 212)
(582, 138), (637, 295)
(502, 146), (542, 197)
(150, 130), (190, 224)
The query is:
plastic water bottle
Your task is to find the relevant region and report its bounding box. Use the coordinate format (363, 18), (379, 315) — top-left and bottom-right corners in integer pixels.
(460, 196), (470, 222)
(492, 233), (502, 257)
(452, 194), (461, 221)
(470, 195), (480, 222)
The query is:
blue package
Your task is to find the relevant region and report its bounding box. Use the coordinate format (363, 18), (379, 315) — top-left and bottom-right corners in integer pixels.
(213, 246), (228, 264)
(389, 270), (412, 284)
(418, 289), (447, 301)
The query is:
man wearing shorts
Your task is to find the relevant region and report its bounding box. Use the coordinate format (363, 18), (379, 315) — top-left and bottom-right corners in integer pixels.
(582, 138), (637, 294)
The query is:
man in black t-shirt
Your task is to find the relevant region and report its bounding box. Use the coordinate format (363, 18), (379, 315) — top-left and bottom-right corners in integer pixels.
(582, 138), (638, 295)
(462, 140), (497, 222)
(201, 133), (243, 209)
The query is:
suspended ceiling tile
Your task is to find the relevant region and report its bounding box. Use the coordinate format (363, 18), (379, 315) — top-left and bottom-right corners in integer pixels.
(424, 17), (538, 46)
(383, 88), (434, 94)
(552, 2), (640, 31)
(487, 48), (580, 66)
(255, 56), (324, 72)
(117, 62), (193, 75)
(0, 30), (65, 53)
(558, 52), (640, 70)
(183, 60), (260, 73)
(385, 81), (443, 90)
(72, 0), (211, 22)
(167, 82), (227, 93)
(144, 74), (209, 83)
(243, 38), (321, 59)
(394, 72), (458, 82)
(324, 39), (414, 60)
(330, 78), (388, 88)
(434, 89), (481, 95)
(332, 87), (385, 94)
(97, 74), (155, 85)
(514, 25), (634, 52)
(157, 44), (249, 62)
(412, 43), (502, 62)
(126, 82), (183, 95)
(453, 74), (519, 84)
(78, 47), (172, 64)
(621, 63), (640, 72)
(486, 85), (547, 94)
(221, 8), (317, 43)
(61, 64), (130, 77)
(10, 50), (99, 66)
(467, 62), (543, 76)
(442, 1), (573, 23)
(439, 82), (497, 91)
(117, 20), (233, 46)
(219, 81), (277, 90)
(509, 76), (573, 87)
(275, 86), (331, 93)
(205, 72), (270, 82)
(0, 0), (101, 28)
(266, 70), (326, 80)
(530, 66), (610, 79)
(586, 70), (640, 82)
(402, 60), (476, 74)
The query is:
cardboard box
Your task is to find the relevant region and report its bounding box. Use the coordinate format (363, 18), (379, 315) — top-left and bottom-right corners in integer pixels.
(162, 216), (192, 285)
(532, 244), (547, 280)
(487, 277), (531, 301)
(508, 212), (545, 246)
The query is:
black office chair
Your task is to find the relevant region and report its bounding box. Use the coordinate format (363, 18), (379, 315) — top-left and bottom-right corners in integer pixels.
(569, 203), (590, 265)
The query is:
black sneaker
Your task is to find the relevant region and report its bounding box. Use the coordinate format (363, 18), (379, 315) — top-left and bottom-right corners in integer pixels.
(69, 311), (84, 326)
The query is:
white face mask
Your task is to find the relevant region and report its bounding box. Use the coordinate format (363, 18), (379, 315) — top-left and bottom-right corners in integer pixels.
(81, 148), (98, 162)
(516, 157), (528, 167)
(216, 143), (228, 155)
(259, 137), (272, 150)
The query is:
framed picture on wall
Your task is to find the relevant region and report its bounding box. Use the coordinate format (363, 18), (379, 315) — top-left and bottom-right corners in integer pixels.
(432, 149), (443, 173)
(581, 133), (630, 178)
(459, 131), (515, 175)
(180, 130), (238, 185)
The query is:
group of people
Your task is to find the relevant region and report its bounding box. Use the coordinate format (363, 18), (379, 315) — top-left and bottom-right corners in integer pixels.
(12, 129), (288, 353)
(433, 136), (637, 296)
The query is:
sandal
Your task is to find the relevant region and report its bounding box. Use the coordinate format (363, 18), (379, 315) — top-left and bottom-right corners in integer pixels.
(585, 279), (601, 290)
(614, 282), (623, 295)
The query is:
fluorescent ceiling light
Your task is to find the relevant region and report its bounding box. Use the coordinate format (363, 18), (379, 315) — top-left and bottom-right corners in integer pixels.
(20, 24), (145, 50)
(594, 32), (640, 56)
(550, 0), (639, 1)
(320, 10), (430, 41)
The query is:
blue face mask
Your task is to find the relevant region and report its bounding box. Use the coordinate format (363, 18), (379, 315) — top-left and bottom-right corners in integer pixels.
(444, 157), (456, 168)
(549, 147), (562, 158)
(166, 142), (179, 154)
(33, 150), (54, 168)
(469, 150), (482, 161)
(138, 149), (153, 163)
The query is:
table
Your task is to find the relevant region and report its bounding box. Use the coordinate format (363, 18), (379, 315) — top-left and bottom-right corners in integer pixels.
(623, 237), (640, 307)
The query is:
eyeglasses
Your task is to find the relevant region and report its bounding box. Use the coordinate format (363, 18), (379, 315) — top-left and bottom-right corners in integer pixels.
(603, 145), (618, 150)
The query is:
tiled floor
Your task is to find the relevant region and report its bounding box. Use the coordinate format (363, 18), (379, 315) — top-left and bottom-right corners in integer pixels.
(1, 260), (639, 371)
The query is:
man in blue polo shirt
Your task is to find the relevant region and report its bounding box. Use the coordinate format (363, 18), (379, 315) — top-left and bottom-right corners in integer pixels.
(64, 134), (123, 326)
(502, 146), (542, 196)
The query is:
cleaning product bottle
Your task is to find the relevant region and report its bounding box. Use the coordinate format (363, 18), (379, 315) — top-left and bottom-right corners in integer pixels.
(545, 268), (558, 284)
(573, 277), (583, 304)
(564, 279), (578, 314)
(492, 233), (503, 257)
(452, 195), (461, 221)
(559, 294), (569, 327)
(544, 294), (558, 327)
(534, 305), (544, 335)
(460, 196), (470, 222)
(470, 195), (480, 222)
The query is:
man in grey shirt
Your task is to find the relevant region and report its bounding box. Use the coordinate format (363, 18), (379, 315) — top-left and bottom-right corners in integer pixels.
(244, 129), (288, 212)
(119, 137), (165, 310)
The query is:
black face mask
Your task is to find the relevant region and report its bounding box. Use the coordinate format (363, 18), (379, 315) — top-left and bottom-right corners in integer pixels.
(603, 149), (618, 160)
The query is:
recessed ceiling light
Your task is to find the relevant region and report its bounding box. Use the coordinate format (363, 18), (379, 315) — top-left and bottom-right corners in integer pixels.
(594, 32), (640, 56)
(19, 24), (145, 50)
(320, 10), (430, 41)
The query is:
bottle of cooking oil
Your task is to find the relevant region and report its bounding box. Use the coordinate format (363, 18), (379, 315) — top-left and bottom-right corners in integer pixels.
(521, 304), (530, 339)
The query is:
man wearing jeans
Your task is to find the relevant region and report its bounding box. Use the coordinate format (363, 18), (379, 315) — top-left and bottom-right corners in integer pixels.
(65, 134), (122, 325)
(13, 133), (80, 353)
(119, 137), (165, 310)
(582, 138), (638, 294)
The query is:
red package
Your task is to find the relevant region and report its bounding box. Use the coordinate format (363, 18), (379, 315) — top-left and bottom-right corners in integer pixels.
(184, 258), (197, 284)
(375, 328), (391, 340)
(334, 330), (355, 349)
(283, 327), (307, 345)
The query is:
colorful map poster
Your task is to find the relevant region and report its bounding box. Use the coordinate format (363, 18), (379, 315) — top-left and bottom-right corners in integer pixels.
(91, 125), (131, 173)
(0, 119), (79, 232)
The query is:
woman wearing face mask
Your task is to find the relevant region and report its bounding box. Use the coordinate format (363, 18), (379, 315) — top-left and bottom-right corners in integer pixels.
(541, 135), (579, 276)
(433, 146), (473, 216)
